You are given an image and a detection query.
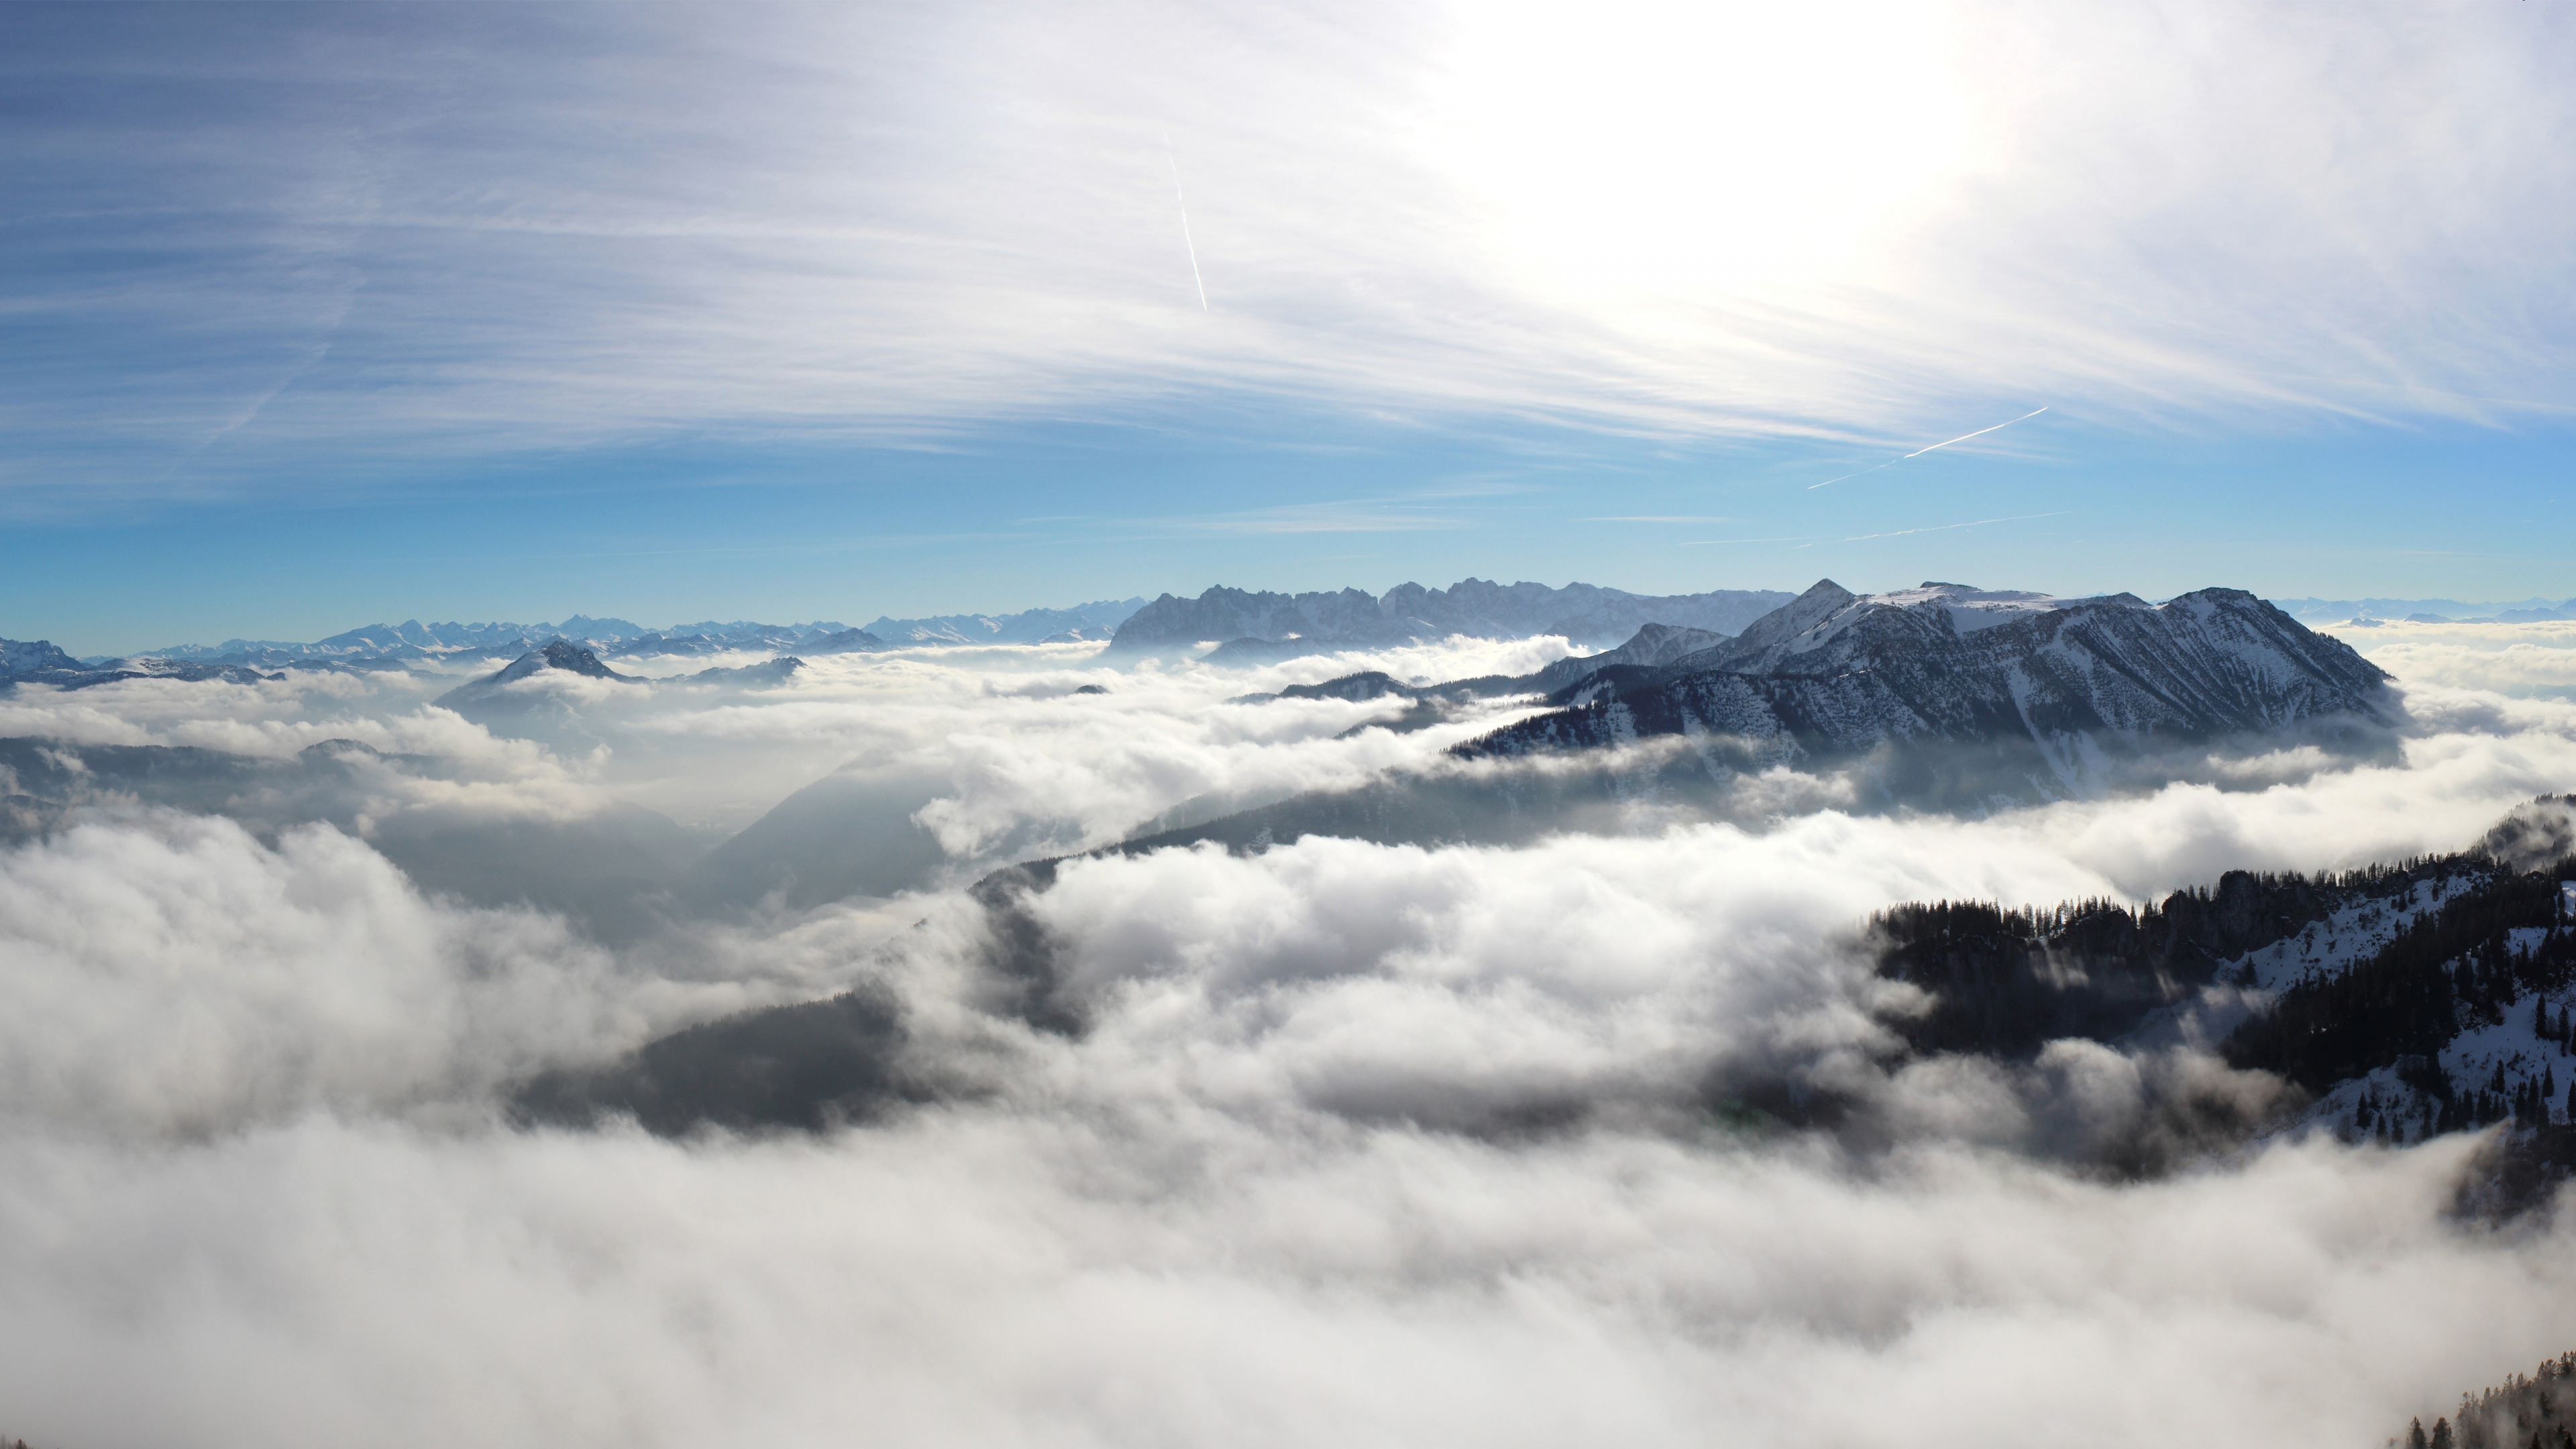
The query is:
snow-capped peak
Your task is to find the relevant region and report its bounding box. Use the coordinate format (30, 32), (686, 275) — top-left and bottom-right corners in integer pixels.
(1862, 582), (2149, 635)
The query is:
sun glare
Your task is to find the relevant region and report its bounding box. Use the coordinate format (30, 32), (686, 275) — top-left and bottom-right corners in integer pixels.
(1419, 0), (1974, 311)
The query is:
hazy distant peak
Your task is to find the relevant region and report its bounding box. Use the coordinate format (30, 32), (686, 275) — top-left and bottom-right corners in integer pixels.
(1108, 578), (1799, 655)
(478, 641), (632, 689)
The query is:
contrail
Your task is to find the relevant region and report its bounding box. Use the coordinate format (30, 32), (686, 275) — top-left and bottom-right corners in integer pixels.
(1807, 406), (2049, 490)
(1163, 131), (1208, 311)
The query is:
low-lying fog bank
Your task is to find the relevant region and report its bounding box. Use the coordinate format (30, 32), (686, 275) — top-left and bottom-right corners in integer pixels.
(5, 625), (2576, 1446)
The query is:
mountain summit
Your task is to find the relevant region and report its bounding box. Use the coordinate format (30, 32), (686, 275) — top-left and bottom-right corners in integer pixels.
(435, 641), (635, 712)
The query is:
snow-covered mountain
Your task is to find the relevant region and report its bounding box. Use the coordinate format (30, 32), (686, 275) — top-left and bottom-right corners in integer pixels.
(433, 642), (637, 712)
(1, 637), (281, 689)
(1523, 621), (1731, 694)
(141, 616), (853, 667)
(128, 598), (1152, 667)
(1, 639), (83, 676)
(2274, 594), (2576, 625)
(860, 598), (1146, 646)
(1106, 579), (1797, 655)
(1464, 580), (2393, 778)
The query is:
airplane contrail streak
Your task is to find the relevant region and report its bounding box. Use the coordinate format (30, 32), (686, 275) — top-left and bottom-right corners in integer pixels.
(1163, 132), (1208, 312)
(1807, 406), (2049, 489)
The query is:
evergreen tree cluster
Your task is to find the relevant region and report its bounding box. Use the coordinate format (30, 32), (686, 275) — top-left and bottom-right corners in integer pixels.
(1871, 826), (2576, 1177)
(2226, 865), (2575, 1093)
(2397, 1352), (2576, 1449)
(1870, 857), (2463, 1060)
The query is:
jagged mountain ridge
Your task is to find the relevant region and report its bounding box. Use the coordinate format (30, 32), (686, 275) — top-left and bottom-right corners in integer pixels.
(133, 598), (1152, 667)
(1460, 580), (2394, 777)
(133, 615), (853, 668)
(1106, 578), (1797, 655)
(859, 598), (1146, 646)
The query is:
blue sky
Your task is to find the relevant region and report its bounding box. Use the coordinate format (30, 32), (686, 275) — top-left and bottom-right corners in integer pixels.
(6, 1), (2575, 653)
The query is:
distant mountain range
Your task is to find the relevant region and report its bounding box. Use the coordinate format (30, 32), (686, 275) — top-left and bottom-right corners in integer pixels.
(25, 576), (2574, 692)
(33, 578), (2576, 677)
(0, 637), (281, 689)
(2275, 595), (2576, 625)
(94, 598), (1157, 669)
(859, 598), (1146, 646)
(134, 616), (856, 669)
(1105, 579), (1799, 657)
(1120, 580), (2400, 851)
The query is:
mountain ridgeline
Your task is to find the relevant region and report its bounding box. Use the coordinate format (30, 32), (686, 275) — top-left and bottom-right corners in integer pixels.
(1104, 578), (1798, 657)
(1456, 580), (2394, 775)
(1142, 580), (2400, 850)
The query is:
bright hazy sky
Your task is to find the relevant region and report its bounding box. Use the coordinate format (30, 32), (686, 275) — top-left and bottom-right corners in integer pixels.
(7, 0), (2575, 652)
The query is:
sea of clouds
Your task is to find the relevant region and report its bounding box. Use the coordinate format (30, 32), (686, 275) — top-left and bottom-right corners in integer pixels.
(4, 626), (2576, 1447)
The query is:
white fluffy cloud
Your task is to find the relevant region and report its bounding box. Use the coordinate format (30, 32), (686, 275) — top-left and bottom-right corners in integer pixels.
(2351, 621), (2576, 700)
(4, 627), (2576, 1443)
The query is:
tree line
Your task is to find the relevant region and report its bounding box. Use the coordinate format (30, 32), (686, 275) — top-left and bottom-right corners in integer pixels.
(2398, 1352), (2576, 1448)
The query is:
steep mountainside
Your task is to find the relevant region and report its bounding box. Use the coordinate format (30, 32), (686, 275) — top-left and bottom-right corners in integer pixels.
(1871, 798), (2576, 1203)
(1461, 581), (2393, 782)
(1106, 579), (1796, 654)
(1524, 622), (1731, 693)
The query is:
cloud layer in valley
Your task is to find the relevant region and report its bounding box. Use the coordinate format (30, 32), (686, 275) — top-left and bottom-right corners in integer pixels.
(6, 623), (2576, 1442)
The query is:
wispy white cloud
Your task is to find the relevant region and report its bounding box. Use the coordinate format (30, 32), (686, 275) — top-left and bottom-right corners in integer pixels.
(8, 0), (2575, 502)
